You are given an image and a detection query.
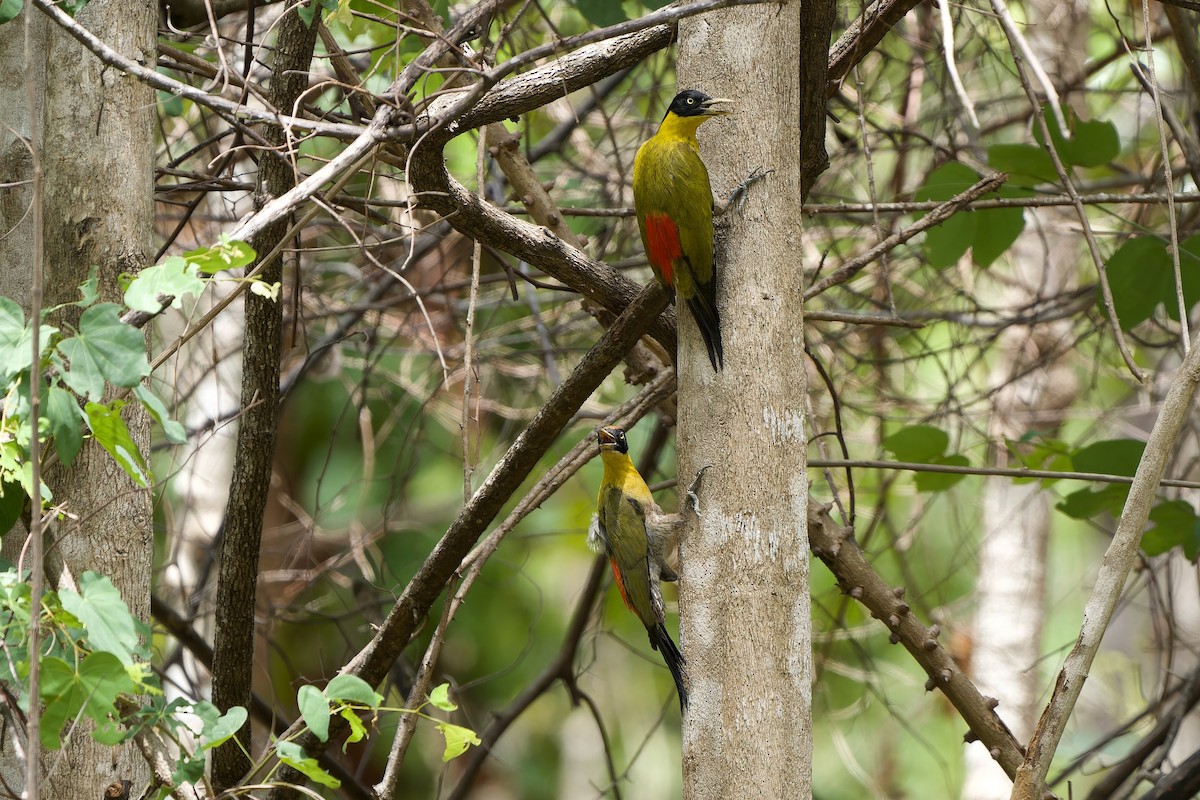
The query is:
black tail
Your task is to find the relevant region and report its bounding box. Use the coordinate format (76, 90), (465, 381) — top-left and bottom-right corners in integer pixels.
(686, 295), (724, 372)
(649, 623), (688, 709)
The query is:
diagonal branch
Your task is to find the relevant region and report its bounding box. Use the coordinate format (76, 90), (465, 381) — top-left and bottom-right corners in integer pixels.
(263, 283), (671, 799)
(807, 500), (1028, 779)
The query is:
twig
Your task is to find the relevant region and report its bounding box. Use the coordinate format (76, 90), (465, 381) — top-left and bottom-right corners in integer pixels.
(803, 172), (1007, 300)
(936, 0), (979, 129)
(22, 6), (44, 794)
(807, 457), (1200, 490)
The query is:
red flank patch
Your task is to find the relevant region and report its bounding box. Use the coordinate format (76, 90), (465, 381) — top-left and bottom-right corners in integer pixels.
(644, 213), (681, 286)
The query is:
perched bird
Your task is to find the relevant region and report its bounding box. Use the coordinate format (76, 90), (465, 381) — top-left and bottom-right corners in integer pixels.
(633, 89), (732, 372)
(589, 426), (687, 708)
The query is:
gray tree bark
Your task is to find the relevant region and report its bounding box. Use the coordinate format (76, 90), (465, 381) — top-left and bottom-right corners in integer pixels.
(676, 2), (832, 796)
(0, 0), (157, 795)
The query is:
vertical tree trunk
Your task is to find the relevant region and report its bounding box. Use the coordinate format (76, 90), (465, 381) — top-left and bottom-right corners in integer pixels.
(676, 2), (831, 796)
(210, 8), (318, 790)
(0, 0), (158, 795)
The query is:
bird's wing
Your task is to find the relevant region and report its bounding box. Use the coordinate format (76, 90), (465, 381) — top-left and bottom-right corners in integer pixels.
(600, 490), (658, 627)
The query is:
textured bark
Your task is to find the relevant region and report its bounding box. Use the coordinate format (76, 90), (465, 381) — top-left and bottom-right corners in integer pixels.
(963, 3), (1085, 797)
(676, 1), (828, 796)
(0, 0), (158, 795)
(209, 9), (318, 791)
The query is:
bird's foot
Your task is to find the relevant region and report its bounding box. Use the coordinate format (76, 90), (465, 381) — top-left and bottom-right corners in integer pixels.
(686, 465), (713, 517)
(718, 168), (772, 217)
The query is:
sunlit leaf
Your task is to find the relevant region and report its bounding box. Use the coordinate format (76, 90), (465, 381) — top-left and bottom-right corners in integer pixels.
(123, 256), (206, 313)
(437, 721), (480, 762)
(57, 304), (148, 399)
(326, 674), (383, 708)
(84, 401), (151, 487)
(59, 572), (139, 665)
(277, 740), (341, 787)
(428, 682), (457, 712)
(298, 684), (330, 742)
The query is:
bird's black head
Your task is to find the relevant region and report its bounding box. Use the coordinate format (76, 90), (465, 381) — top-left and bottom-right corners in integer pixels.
(666, 89), (733, 119)
(597, 426), (629, 455)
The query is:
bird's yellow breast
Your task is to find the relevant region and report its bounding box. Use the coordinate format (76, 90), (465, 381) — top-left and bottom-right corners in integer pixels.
(599, 451), (654, 505)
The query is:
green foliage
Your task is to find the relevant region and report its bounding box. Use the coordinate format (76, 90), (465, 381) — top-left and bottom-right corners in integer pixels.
(1142, 501), (1200, 560)
(882, 424), (969, 491)
(0, 0), (21, 24)
(1105, 234), (1200, 330)
(0, 239), (253, 516)
(574, 0), (627, 26)
(297, 0), (338, 27)
(84, 401), (151, 488)
(269, 678), (475, 788)
(1036, 104), (1121, 168)
(913, 163), (1024, 269)
(0, 568), (157, 750)
(986, 143), (1057, 184)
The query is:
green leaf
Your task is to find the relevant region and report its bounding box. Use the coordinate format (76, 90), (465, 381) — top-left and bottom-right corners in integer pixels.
(972, 206), (1025, 268)
(986, 143), (1057, 184)
(57, 303), (148, 399)
(0, 480), (24, 534)
(1142, 500), (1200, 558)
(340, 707), (367, 750)
(185, 239), (257, 274)
(157, 90), (185, 118)
(1167, 234), (1200, 322)
(1040, 105), (1120, 168)
(1105, 237), (1173, 330)
(914, 163), (979, 269)
(45, 387), (84, 468)
(0, 298), (24, 378)
(123, 257), (206, 313)
(58, 572), (139, 665)
(39, 652), (134, 750)
(77, 266), (100, 307)
(172, 754), (206, 786)
(436, 721), (480, 762)
(0, 0), (22, 24)
(1071, 439), (1145, 477)
(84, 400), (151, 487)
(133, 385), (187, 445)
(298, 684), (329, 742)
(1056, 484), (1129, 520)
(575, 0), (627, 26)
(325, 674), (382, 708)
(197, 703), (247, 749)
(0, 298), (58, 382)
(914, 453), (970, 492)
(427, 683), (457, 712)
(91, 720), (128, 745)
(277, 740), (341, 787)
(882, 424), (949, 463)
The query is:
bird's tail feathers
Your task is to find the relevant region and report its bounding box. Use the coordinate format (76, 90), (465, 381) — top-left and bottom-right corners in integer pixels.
(649, 623), (688, 709)
(686, 295), (724, 371)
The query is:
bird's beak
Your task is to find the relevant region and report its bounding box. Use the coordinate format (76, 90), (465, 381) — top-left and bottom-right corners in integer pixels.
(597, 428), (618, 447)
(700, 98), (734, 116)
